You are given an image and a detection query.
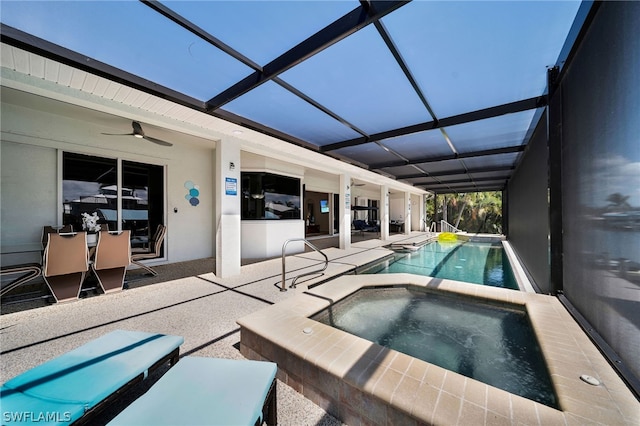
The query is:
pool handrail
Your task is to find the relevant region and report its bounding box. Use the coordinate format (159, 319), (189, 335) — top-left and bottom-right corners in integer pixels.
(280, 238), (328, 292)
(440, 220), (461, 233)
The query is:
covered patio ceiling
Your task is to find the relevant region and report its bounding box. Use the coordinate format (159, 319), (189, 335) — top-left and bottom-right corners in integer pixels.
(0, 1), (591, 194)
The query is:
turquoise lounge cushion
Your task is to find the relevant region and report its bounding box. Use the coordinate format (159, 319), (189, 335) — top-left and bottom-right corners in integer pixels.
(1, 330), (184, 425)
(108, 357), (277, 426)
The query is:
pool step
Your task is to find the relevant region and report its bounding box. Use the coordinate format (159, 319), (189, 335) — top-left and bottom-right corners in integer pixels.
(387, 238), (432, 252)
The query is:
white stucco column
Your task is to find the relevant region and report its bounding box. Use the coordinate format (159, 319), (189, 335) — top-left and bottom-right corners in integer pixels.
(215, 138), (241, 277)
(419, 194), (426, 231)
(404, 191), (411, 234)
(411, 193), (425, 232)
(338, 174), (351, 249)
(380, 185), (389, 240)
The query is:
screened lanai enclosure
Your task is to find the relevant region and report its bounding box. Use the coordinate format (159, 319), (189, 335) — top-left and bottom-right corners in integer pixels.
(1, 1), (638, 397)
(1, 0), (584, 193)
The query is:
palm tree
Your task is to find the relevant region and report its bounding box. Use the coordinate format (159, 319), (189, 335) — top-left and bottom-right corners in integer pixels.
(434, 191), (503, 234)
(606, 193), (631, 211)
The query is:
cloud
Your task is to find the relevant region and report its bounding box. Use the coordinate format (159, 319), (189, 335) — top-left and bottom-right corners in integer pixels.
(583, 155), (640, 207)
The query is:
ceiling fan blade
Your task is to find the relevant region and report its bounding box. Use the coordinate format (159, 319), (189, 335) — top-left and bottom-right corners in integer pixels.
(143, 136), (173, 147)
(103, 121), (172, 146)
(132, 121), (145, 135)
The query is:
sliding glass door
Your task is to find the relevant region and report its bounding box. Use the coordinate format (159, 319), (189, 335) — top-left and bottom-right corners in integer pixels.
(62, 152), (164, 251)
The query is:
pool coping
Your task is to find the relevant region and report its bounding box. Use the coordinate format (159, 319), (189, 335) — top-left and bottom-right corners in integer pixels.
(237, 274), (639, 425)
(502, 240), (537, 293)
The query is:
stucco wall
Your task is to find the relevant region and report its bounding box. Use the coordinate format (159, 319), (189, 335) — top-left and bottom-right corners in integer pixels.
(0, 99), (215, 266)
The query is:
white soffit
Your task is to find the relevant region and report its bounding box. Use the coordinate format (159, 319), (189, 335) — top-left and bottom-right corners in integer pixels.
(0, 43), (427, 196)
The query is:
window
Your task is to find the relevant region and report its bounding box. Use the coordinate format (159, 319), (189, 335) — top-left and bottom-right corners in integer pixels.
(62, 153), (164, 251)
(241, 172), (301, 220)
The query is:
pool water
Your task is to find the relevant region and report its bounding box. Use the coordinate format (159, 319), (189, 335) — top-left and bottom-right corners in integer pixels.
(367, 241), (519, 289)
(313, 287), (558, 408)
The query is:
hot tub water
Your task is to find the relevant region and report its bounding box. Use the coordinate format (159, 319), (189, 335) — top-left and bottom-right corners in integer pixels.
(313, 287), (557, 408)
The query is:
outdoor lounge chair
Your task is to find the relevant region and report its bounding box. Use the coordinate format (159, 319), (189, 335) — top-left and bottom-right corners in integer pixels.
(131, 224), (166, 276)
(92, 230), (131, 294)
(108, 357), (278, 426)
(42, 232), (89, 303)
(0, 330), (184, 425)
(352, 219), (379, 233)
(0, 263), (42, 297)
(0, 226), (74, 299)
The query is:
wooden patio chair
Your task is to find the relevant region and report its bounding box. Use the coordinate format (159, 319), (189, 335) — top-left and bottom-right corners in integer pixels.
(131, 224), (166, 276)
(42, 232), (89, 303)
(92, 230), (131, 294)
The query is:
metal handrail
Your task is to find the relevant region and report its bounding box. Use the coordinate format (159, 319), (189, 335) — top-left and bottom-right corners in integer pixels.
(440, 220), (461, 233)
(280, 238), (329, 292)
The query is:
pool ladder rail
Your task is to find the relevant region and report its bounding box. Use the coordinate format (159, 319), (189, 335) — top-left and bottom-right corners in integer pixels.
(279, 238), (329, 292)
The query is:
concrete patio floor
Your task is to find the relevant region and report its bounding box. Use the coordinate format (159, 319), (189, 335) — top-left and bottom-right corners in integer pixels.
(1, 232), (429, 425)
(2, 231), (637, 425)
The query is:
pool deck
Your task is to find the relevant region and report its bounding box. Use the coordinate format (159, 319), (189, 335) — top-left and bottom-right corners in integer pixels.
(1, 231), (638, 424)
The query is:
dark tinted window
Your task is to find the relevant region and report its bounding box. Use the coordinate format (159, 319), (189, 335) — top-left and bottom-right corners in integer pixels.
(241, 172), (301, 220)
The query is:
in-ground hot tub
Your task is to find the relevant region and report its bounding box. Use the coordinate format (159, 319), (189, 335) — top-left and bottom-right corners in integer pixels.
(311, 286), (557, 408)
(237, 274), (638, 425)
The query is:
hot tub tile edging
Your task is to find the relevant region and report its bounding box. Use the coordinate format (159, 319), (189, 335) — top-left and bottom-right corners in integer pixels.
(237, 275), (639, 425)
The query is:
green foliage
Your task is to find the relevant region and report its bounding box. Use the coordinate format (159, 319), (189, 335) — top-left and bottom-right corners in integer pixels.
(426, 191), (503, 234)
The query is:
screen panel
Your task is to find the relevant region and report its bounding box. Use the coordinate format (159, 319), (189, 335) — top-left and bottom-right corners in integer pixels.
(382, 1), (581, 118)
(333, 143), (400, 166)
(559, 2), (640, 383)
(0, 1), (253, 100)
(279, 25), (428, 134)
(381, 129), (454, 159)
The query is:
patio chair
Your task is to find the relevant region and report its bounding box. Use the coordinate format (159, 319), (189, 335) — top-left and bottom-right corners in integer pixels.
(131, 224), (166, 276)
(352, 219), (378, 234)
(108, 357), (278, 426)
(0, 226), (74, 300)
(0, 330), (184, 426)
(92, 230), (131, 294)
(0, 263), (42, 297)
(42, 232), (89, 303)
(41, 224), (73, 256)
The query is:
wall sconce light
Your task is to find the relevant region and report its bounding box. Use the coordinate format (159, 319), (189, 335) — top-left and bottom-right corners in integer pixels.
(229, 162), (235, 170)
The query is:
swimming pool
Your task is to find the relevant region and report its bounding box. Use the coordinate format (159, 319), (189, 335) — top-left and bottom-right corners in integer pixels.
(312, 286), (557, 408)
(364, 241), (519, 289)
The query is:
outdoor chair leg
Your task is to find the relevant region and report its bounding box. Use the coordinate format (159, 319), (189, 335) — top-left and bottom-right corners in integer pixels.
(132, 260), (158, 276)
(265, 381), (277, 426)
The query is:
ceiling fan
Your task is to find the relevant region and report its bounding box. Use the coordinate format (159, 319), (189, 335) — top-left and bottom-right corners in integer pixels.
(102, 121), (173, 147)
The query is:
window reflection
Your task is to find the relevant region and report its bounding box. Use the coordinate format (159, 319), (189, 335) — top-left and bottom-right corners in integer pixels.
(242, 172), (301, 220)
(63, 153), (116, 232)
(123, 160), (154, 249)
(62, 153), (164, 253)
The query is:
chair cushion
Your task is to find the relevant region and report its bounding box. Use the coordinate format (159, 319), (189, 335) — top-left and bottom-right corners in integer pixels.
(108, 357), (277, 426)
